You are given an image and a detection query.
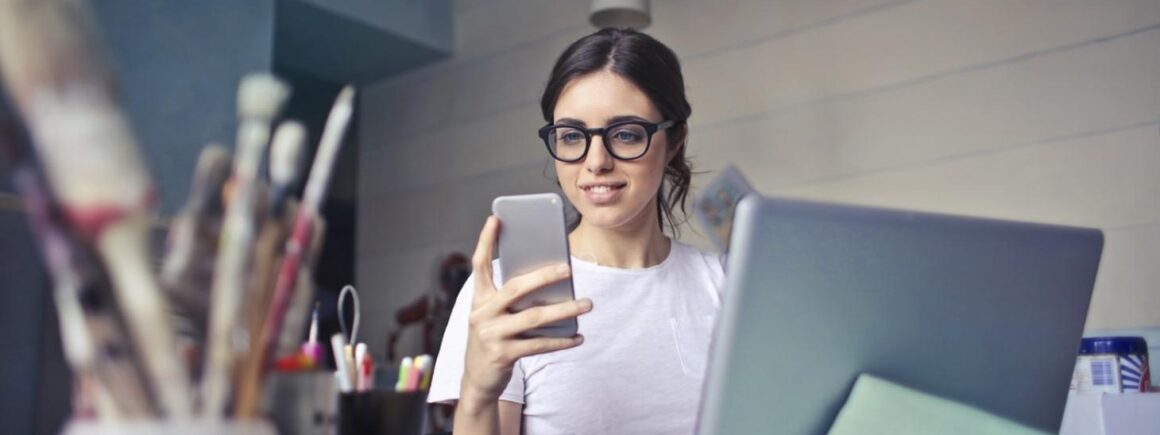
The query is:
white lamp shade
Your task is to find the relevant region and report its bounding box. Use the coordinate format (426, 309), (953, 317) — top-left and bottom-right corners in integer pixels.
(590, 0), (651, 29)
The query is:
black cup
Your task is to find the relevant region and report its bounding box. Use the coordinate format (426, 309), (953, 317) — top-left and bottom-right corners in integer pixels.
(338, 391), (427, 435)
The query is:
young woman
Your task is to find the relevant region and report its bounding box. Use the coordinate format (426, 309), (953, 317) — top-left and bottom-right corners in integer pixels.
(428, 28), (725, 435)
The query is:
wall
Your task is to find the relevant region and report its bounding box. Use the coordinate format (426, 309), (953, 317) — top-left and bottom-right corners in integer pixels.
(357, 0), (1160, 359)
(91, 0), (276, 214)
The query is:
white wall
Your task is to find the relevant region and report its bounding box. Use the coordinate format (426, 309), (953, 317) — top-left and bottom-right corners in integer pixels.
(358, 0), (1160, 359)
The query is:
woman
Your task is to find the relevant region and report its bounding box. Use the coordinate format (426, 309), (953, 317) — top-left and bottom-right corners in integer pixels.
(428, 28), (725, 435)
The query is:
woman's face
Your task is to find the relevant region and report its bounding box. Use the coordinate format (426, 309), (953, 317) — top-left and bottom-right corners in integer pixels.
(552, 70), (673, 233)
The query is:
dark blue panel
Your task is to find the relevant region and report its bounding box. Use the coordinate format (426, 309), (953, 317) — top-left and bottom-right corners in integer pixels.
(295, 0), (453, 51)
(0, 211), (48, 435)
(275, 0), (450, 85)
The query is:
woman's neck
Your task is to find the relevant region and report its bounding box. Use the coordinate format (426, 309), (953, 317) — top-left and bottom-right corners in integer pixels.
(568, 214), (672, 269)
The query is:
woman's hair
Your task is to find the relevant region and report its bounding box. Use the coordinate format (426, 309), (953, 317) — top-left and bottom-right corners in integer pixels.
(541, 27), (693, 237)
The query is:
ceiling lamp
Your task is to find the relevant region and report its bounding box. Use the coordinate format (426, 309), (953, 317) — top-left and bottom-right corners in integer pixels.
(589, 0), (651, 29)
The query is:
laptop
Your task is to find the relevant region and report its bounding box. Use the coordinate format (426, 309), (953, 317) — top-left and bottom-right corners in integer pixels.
(696, 196), (1104, 434)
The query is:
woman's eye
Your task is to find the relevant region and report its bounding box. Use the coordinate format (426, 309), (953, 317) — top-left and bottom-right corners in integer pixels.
(560, 132), (585, 144)
(612, 131), (644, 143)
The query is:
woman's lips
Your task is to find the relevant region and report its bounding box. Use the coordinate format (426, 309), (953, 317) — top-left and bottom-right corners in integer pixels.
(581, 183), (626, 205)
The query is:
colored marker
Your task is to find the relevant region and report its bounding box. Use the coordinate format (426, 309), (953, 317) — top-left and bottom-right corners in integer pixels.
(361, 353), (375, 391)
(331, 333), (352, 392)
(418, 355), (434, 391)
(395, 356), (412, 392)
(354, 343), (367, 391)
(404, 355), (425, 392)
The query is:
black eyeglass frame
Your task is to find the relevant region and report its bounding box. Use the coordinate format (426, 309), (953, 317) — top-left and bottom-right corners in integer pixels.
(537, 119), (677, 163)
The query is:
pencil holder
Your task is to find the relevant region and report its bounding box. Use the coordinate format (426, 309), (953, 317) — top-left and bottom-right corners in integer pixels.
(338, 390), (427, 435)
(60, 419), (277, 435)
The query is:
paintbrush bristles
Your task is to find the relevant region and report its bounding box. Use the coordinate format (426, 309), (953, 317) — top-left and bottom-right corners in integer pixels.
(237, 74), (290, 121)
(0, 0), (149, 209)
(269, 121), (305, 186)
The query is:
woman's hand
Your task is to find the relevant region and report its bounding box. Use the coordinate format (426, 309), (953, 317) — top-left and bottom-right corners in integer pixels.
(460, 215), (592, 403)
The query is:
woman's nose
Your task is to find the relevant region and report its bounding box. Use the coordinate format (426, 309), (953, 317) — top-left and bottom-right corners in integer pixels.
(585, 135), (613, 173)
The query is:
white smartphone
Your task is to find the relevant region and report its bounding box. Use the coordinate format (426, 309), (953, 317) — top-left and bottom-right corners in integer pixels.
(491, 193), (578, 338)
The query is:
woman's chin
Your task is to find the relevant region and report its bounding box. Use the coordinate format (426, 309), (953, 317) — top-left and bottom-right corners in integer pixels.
(575, 207), (652, 232)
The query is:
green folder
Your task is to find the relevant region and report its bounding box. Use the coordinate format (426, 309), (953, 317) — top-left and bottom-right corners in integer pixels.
(827, 374), (1050, 435)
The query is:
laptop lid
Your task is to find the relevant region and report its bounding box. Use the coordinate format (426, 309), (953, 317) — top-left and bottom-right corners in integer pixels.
(697, 196), (1103, 434)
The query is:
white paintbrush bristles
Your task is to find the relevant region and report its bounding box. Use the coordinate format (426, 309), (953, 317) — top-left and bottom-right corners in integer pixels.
(237, 74), (291, 121)
(269, 121), (306, 188)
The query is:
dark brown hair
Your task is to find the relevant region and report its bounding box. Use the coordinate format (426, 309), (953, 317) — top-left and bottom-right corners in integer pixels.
(540, 28), (693, 236)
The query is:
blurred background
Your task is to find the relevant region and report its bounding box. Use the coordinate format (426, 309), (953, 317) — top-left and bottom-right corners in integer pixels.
(1, 0), (1158, 433)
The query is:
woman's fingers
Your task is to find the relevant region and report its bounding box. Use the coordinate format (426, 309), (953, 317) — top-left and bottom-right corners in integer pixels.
(486, 263), (571, 314)
(507, 335), (585, 360)
(487, 298), (592, 339)
(465, 216), (588, 366)
(470, 216), (500, 303)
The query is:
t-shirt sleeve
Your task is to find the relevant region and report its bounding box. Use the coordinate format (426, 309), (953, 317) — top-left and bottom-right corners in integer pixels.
(427, 268), (527, 405)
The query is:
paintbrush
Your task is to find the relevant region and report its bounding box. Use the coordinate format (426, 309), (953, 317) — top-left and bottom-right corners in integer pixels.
(200, 73), (290, 418)
(265, 87), (355, 360)
(275, 235), (322, 358)
(242, 121), (305, 348)
(231, 121), (306, 417)
(235, 86), (355, 417)
(0, 0), (194, 418)
(1, 114), (156, 419)
(15, 166), (158, 420)
(161, 145), (232, 343)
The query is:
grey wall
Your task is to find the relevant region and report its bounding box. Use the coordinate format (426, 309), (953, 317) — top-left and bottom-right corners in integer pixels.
(356, 0), (1160, 360)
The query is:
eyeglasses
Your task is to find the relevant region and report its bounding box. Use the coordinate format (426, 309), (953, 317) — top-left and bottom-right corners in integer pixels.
(538, 119), (676, 162)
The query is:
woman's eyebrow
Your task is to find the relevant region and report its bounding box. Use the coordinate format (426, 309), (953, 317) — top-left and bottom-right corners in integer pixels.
(554, 115), (650, 127)
(606, 115), (649, 124)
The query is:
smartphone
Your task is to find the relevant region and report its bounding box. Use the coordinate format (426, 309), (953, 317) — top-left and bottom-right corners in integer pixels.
(491, 193), (578, 338)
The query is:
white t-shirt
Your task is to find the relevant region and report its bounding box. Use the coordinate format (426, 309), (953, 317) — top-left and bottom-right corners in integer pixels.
(428, 241), (726, 435)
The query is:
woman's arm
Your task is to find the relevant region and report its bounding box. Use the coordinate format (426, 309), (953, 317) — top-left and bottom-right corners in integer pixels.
(454, 396), (522, 435)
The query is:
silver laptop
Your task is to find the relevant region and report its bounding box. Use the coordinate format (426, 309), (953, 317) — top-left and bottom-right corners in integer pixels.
(696, 196), (1104, 434)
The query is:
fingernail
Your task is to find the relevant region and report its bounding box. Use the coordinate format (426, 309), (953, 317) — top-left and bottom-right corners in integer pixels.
(579, 298), (593, 311)
(575, 335), (585, 344)
(556, 264), (570, 274)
